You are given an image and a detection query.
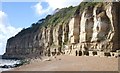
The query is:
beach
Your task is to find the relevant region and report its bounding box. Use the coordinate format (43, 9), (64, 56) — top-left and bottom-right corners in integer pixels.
(8, 55), (118, 71)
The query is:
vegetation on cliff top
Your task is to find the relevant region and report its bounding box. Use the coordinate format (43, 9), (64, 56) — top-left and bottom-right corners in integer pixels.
(11, 2), (99, 39)
(13, 5), (78, 38)
(29, 2), (98, 27)
(40, 6), (77, 27)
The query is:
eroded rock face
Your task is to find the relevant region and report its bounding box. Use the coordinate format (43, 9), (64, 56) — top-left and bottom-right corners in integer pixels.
(3, 2), (120, 59)
(91, 4), (110, 42)
(90, 3), (119, 52)
(62, 23), (69, 45)
(69, 16), (80, 44)
(80, 6), (94, 43)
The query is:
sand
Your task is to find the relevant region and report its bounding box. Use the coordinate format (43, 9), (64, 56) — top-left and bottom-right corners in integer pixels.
(9, 55), (119, 71)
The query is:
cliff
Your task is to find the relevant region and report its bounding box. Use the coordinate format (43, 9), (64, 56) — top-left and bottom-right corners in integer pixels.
(3, 2), (120, 59)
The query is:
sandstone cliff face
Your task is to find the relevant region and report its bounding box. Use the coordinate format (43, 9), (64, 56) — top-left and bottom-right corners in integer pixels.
(3, 2), (120, 59)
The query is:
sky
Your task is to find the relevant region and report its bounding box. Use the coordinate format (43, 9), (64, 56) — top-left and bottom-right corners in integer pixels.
(0, 0), (82, 55)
